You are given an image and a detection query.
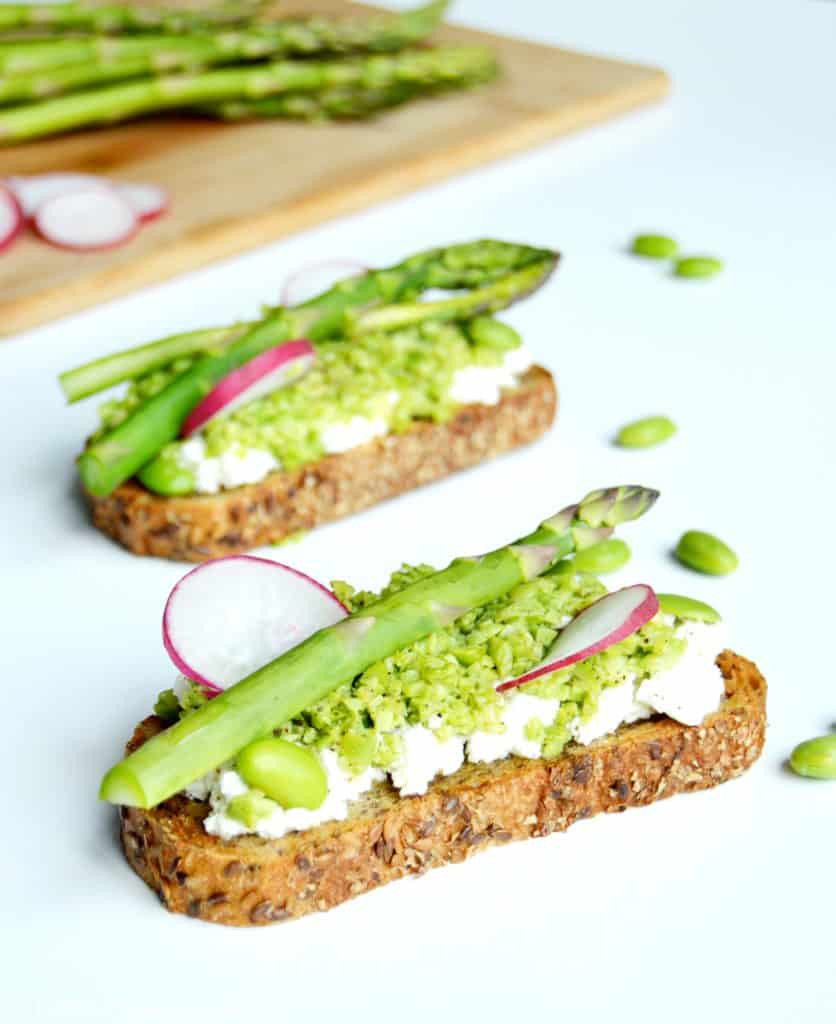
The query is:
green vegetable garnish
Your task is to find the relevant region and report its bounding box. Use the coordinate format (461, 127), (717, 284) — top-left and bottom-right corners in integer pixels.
(789, 736), (836, 780)
(675, 530), (738, 576)
(616, 415), (677, 449)
(630, 233), (679, 259)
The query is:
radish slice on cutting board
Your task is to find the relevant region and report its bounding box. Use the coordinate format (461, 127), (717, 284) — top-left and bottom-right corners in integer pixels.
(34, 186), (139, 251)
(281, 260), (366, 307)
(163, 556), (349, 695)
(117, 182), (168, 223)
(181, 338), (315, 437)
(497, 584), (659, 693)
(0, 185), (24, 253)
(5, 172), (103, 218)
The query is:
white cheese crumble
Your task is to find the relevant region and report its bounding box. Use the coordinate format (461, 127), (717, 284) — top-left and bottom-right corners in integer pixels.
(636, 621), (729, 726)
(178, 436), (279, 495)
(467, 693), (560, 763)
(570, 675), (652, 746)
(320, 415), (390, 454)
(448, 345), (534, 406)
(389, 725), (465, 796)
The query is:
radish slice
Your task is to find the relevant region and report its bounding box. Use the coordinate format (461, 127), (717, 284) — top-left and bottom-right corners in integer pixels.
(281, 260), (366, 307)
(181, 338), (315, 437)
(5, 172), (103, 218)
(0, 185), (23, 253)
(34, 186), (139, 252)
(117, 182), (169, 223)
(497, 584), (659, 693)
(163, 556), (349, 696)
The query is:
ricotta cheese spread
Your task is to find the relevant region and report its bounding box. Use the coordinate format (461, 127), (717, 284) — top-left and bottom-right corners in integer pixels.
(186, 619), (728, 841)
(178, 437), (279, 495)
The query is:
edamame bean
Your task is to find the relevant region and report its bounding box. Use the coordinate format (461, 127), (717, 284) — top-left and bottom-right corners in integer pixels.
(616, 415), (677, 449)
(466, 316), (521, 350)
(631, 233), (679, 259)
(136, 445), (195, 496)
(675, 530), (738, 576)
(674, 256), (723, 279)
(227, 790), (279, 827)
(789, 735), (836, 780)
(237, 737), (328, 810)
(657, 593), (721, 624)
(555, 538), (631, 575)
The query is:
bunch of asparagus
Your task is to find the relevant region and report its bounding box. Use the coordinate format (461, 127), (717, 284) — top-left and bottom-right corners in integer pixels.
(0, 1), (498, 143)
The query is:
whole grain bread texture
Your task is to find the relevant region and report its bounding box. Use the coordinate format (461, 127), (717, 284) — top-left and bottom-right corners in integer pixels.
(119, 650), (766, 926)
(86, 365), (557, 561)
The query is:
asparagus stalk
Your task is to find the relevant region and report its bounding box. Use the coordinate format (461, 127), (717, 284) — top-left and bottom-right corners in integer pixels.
(0, 58), (154, 104)
(0, 45), (496, 144)
(59, 322), (254, 403)
(0, 2), (264, 35)
(99, 486), (659, 808)
(195, 81), (424, 123)
(76, 242), (556, 497)
(0, 2), (448, 78)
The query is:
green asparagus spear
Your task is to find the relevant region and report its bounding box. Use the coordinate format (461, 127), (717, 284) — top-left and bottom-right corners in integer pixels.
(99, 485), (659, 808)
(0, 45), (496, 143)
(195, 81), (423, 123)
(77, 242), (556, 497)
(0, 58), (152, 104)
(0, 2), (448, 78)
(59, 322), (254, 403)
(0, 2), (264, 35)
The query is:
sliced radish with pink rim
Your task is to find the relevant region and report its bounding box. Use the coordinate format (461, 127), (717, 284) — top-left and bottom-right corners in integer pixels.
(181, 338), (315, 437)
(497, 584), (659, 693)
(280, 260), (367, 307)
(34, 186), (138, 252)
(5, 172), (104, 218)
(163, 555), (348, 696)
(0, 185), (23, 253)
(117, 182), (169, 223)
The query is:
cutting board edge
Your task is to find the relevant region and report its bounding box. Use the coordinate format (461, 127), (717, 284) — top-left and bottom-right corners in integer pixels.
(0, 64), (669, 338)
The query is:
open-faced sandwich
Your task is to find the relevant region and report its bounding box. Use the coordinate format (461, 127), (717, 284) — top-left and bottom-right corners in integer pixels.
(60, 240), (558, 560)
(100, 485), (767, 926)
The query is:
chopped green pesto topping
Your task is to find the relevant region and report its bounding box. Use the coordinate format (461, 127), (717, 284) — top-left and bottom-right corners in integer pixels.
(282, 565), (683, 770)
(93, 319), (522, 491)
(162, 566), (685, 774)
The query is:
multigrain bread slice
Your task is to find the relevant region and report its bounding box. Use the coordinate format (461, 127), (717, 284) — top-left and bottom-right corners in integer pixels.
(119, 650), (766, 926)
(87, 365), (557, 561)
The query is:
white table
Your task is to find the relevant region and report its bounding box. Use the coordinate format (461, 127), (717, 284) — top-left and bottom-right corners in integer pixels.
(2, 2), (834, 1020)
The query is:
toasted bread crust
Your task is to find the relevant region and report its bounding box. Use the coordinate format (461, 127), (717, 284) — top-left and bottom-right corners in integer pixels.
(119, 650), (766, 926)
(86, 365), (557, 561)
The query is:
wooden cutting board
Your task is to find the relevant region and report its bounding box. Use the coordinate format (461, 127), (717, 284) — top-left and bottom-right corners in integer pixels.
(0, 2), (668, 337)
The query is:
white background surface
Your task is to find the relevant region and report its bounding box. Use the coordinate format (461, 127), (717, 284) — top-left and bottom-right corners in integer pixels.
(1, 1), (834, 1020)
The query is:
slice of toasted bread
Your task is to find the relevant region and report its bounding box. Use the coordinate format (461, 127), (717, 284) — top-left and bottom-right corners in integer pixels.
(119, 650), (766, 926)
(86, 365), (557, 561)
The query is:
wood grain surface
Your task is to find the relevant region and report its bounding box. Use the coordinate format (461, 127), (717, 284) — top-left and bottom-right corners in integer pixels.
(0, 2), (668, 336)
